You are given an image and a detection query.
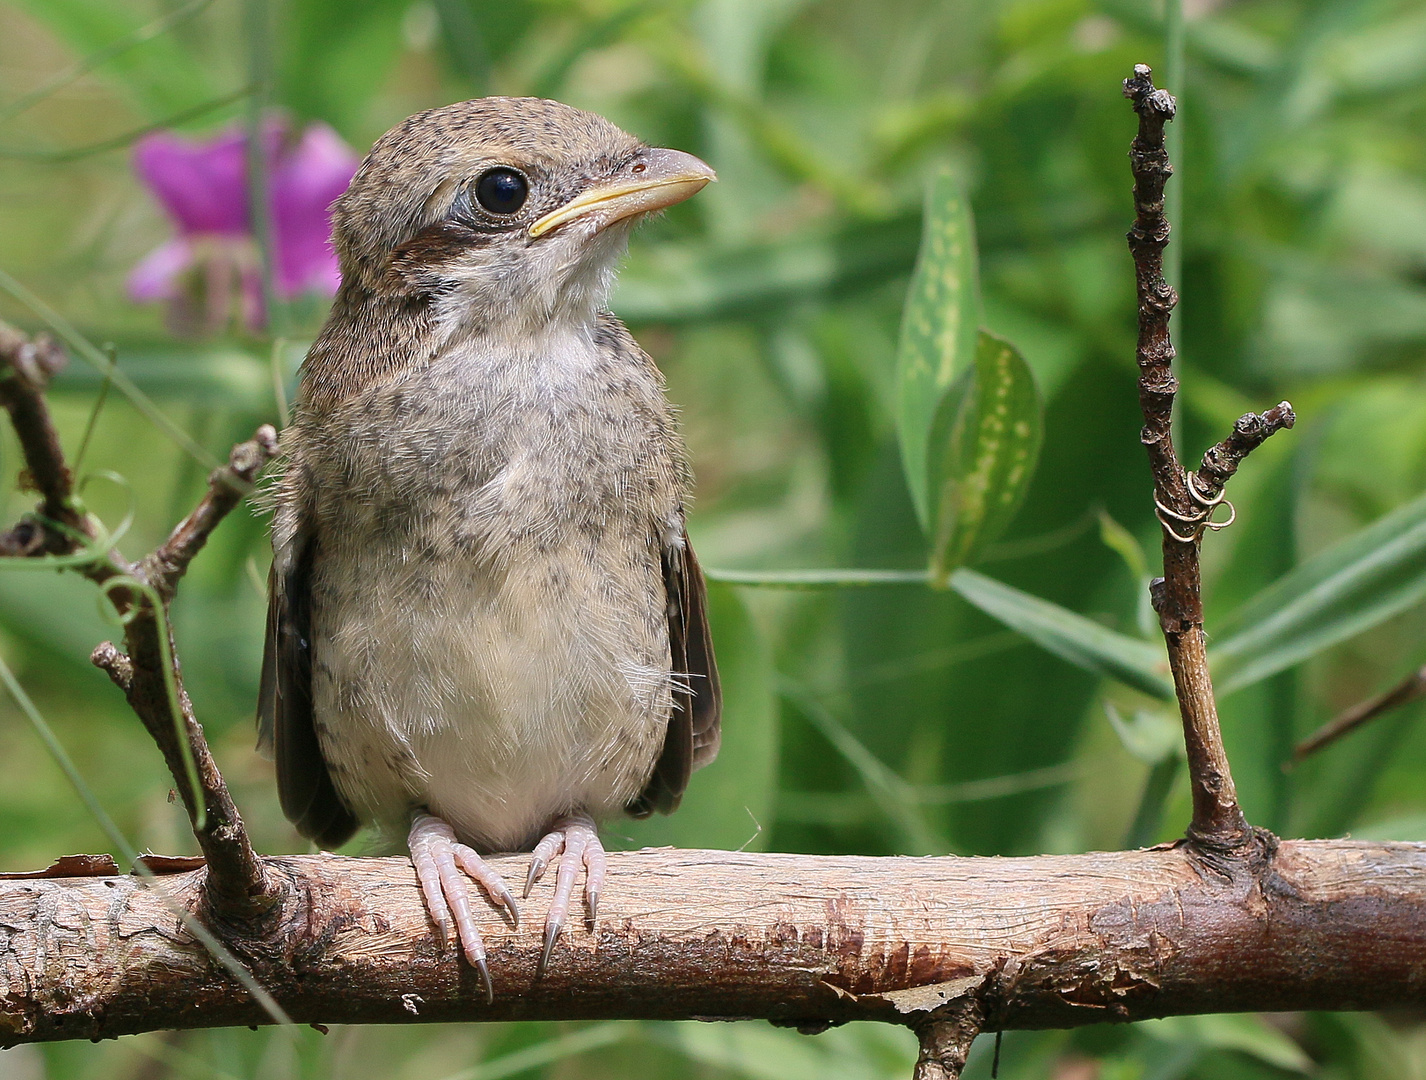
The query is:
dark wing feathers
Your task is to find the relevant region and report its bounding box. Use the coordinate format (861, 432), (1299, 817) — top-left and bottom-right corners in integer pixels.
(258, 538), (359, 850)
(628, 529), (722, 818)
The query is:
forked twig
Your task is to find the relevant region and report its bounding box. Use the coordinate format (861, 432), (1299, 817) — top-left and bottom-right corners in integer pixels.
(0, 319), (279, 921)
(1122, 65), (1293, 853)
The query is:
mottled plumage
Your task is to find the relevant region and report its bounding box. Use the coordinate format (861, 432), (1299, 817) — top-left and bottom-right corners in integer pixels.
(258, 98), (719, 993)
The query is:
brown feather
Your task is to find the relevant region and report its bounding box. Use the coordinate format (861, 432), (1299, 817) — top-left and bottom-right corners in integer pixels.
(258, 544), (358, 849)
(628, 530), (721, 817)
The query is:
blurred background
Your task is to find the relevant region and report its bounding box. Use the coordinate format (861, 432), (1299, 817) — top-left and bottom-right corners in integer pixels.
(3, 0), (1426, 1076)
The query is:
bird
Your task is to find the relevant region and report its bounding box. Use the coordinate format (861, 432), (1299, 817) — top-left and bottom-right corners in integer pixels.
(258, 97), (721, 1001)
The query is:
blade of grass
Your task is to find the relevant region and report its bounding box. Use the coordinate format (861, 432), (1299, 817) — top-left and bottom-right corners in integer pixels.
(1211, 490), (1426, 694)
(0, 269), (220, 468)
(242, 0), (280, 336)
(780, 679), (946, 855)
(1124, 756), (1179, 848)
(72, 343), (116, 474)
(0, 86), (250, 162)
(705, 568), (929, 588)
(951, 568), (1175, 700)
(0, 0), (217, 123)
(0, 651), (290, 1025)
(926, 332), (1043, 582)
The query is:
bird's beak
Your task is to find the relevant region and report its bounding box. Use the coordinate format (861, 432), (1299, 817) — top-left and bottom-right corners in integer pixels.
(528, 148), (715, 239)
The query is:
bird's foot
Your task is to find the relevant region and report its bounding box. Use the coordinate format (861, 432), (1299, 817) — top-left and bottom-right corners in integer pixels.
(524, 811), (606, 973)
(408, 811), (520, 1003)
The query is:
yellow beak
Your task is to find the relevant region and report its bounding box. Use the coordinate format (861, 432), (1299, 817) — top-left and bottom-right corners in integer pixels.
(528, 148), (715, 238)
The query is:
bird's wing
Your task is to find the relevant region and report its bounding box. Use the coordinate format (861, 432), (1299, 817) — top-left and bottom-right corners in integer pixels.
(258, 521), (359, 849)
(629, 529), (722, 817)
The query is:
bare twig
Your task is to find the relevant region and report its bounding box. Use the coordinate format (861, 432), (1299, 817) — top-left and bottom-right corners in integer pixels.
(0, 319), (279, 923)
(1291, 665), (1426, 766)
(1123, 65), (1292, 853)
(142, 425), (279, 600)
(0, 324), (85, 552)
(913, 1000), (983, 1080)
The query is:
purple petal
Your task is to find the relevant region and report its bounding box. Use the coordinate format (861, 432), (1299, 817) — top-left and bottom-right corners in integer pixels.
(133, 130), (252, 236)
(127, 237), (194, 301)
(270, 123), (358, 297)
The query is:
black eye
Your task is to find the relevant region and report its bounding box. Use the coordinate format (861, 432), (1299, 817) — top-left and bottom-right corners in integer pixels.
(474, 168), (528, 215)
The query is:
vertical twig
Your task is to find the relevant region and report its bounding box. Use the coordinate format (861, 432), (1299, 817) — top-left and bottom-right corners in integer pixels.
(913, 1001), (983, 1080)
(1123, 66), (1293, 853)
(242, 0), (281, 334)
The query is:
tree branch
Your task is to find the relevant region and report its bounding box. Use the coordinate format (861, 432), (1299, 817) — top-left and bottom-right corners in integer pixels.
(1292, 664), (1426, 765)
(1123, 65), (1292, 854)
(0, 320), (281, 924)
(0, 840), (1422, 1043)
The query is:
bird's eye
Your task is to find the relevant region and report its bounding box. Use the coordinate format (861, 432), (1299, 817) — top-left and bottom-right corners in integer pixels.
(474, 168), (528, 215)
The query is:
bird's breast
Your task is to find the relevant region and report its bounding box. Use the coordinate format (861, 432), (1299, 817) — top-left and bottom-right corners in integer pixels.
(291, 321), (685, 848)
(307, 325), (676, 551)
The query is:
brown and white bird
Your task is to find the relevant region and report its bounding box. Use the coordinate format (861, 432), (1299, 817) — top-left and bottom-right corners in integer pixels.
(258, 98), (720, 998)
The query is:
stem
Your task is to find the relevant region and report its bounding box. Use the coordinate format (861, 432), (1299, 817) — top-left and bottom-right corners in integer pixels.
(913, 1001), (983, 1080)
(1163, 0), (1184, 295)
(704, 568), (930, 588)
(1122, 66), (1292, 852)
(242, 0), (281, 335)
(1124, 755), (1179, 849)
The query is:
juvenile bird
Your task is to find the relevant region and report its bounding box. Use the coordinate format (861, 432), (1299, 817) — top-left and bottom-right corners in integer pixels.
(258, 98), (720, 999)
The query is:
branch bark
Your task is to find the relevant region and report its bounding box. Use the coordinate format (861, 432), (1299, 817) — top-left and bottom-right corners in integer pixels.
(0, 840), (1422, 1044)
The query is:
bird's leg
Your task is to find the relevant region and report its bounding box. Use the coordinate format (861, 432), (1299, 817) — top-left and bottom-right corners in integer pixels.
(524, 810), (606, 972)
(408, 811), (520, 1002)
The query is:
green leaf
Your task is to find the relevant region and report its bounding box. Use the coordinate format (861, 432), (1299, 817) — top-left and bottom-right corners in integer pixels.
(895, 166), (981, 529)
(620, 583), (778, 850)
(1211, 490), (1426, 694)
(11, 0), (218, 116)
(950, 569), (1175, 700)
(1140, 1015), (1314, 1073)
(926, 332), (1042, 581)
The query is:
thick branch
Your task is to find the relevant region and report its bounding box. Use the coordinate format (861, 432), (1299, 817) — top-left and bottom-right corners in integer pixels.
(1122, 66), (1291, 851)
(0, 841), (1422, 1043)
(0, 320), (278, 924)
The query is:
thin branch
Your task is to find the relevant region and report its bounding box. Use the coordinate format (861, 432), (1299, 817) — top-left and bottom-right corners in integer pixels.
(1195, 403), (1297, 499)
(1122, 65), (1292, 854)
(0, 841), (1422, 1043)
(1291, 664), (1426, 766)
(0, 324), (86, 550)
(913, 1001), (983, 1080)
(142, 426), (278, 600)
(0, 319), (280, 923)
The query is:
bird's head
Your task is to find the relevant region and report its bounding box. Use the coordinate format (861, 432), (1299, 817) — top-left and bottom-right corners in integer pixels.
(331, 98), (714, 332)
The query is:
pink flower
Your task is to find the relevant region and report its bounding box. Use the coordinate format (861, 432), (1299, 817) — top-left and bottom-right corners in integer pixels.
(128, 119), (358, 334)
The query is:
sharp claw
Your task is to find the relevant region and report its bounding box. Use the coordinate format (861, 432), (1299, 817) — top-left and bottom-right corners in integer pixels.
(539, 919), (561, 976)
(586, 889), (599, 931)
(524, 857), (545, 899)
(475, 956), (493, 1005)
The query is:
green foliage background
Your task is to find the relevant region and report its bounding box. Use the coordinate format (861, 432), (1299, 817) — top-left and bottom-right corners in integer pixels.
(2, 0), (1426, 1076)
